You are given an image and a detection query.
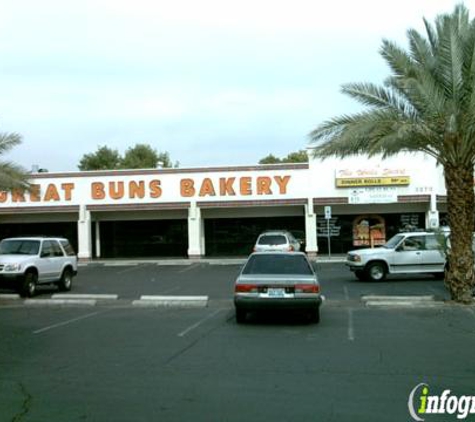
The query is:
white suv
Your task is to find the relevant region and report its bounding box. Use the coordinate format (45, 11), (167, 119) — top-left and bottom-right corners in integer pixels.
(253, 231), (302, 253)
(0, 237), (78, 297)
(346, 232), (446, 282)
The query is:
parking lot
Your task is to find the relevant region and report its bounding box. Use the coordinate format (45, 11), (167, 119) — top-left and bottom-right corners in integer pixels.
(1, 262), (473, 421)
(0, 260), (452, 303)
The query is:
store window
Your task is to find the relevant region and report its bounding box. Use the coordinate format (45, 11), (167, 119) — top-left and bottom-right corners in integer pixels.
(352, 215), (386, 247)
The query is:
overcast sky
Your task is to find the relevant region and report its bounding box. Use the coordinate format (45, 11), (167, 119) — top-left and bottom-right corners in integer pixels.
(0, 0), (469, 172)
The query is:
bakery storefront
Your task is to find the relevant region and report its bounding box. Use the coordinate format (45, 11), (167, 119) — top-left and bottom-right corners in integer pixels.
(0, 153), (445, 259)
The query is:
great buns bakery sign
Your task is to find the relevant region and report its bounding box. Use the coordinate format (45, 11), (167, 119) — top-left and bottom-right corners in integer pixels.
(0, 174), (294, 205)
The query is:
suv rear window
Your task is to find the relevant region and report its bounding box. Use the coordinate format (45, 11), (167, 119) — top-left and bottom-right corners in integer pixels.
(59, 239), (76, 256)
(243, 254), (313, 275)
(257, 235), (287, 246)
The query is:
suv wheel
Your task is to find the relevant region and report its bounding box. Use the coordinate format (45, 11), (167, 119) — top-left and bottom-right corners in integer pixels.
(365, 262), (387, 282)
(21, 271), (38, 297)
(58, 268), (73, 291)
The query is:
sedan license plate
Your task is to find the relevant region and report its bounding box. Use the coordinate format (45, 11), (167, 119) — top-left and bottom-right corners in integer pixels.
(267, 288), (285, 297)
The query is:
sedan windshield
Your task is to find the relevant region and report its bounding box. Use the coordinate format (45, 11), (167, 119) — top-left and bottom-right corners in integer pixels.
(0, 240), (40, 255)
(243, 254), (313, 275)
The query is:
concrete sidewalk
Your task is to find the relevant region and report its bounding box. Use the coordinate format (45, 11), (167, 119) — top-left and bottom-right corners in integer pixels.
(79, 255), (347, 267)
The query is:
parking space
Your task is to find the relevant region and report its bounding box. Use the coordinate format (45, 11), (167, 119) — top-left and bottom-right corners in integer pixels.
(72, 263), (242, 300)
(1, 299), (474, 421)
(1, 261), (468, 420)
(0, 262), (451, 303)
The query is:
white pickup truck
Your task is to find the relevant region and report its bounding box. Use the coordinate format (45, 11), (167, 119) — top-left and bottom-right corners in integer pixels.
(346, 232), (447, 282)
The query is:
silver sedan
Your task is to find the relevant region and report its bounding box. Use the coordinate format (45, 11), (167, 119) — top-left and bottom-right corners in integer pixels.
(234, 252), (322, 324)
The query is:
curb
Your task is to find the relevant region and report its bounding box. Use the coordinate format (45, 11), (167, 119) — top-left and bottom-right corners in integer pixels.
(0, 294), (21, 300)
(51, 294), (119, 300)
(364, 300), (444, 308)
(80, 258), (347, 267)
(361, 295), (436, 302)
(132, 295), (208, 308)
(24, 299), (97, 306)
(361, 294), (441, 308)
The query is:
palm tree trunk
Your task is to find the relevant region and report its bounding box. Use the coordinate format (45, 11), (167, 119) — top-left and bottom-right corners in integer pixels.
(444, 163), (475, 303)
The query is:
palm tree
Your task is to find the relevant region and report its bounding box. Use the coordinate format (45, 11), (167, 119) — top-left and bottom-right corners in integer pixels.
(310, 4), (475, 303)
(0, 132), (30, 191)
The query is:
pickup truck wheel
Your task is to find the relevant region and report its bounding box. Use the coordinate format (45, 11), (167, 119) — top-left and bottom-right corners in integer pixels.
(58, 268), (73, 291)
(366, 262), (387, 282)
(21, 271), (37, 297)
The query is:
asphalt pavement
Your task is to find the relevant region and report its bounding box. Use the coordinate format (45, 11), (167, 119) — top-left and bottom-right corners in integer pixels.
(1, 297), (474, 421)
(1, 262), (472, 422)
(0, 261), (452, 304)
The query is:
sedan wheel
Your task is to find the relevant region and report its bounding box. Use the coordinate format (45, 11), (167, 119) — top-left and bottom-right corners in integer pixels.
(235, 308), (247, 324)
(308, 307), (320, 324)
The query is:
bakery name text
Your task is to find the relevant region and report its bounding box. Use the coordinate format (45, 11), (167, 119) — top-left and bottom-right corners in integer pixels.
(0, 176), (292, 203)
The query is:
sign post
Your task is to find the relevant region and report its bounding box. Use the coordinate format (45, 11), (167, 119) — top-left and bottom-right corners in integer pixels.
(324, 206), (332, 257)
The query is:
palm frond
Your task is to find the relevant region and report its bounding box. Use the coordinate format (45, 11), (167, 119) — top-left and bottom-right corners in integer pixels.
(423, 17), (439, 54)
(380, 39), (415, 79)
(0, 133), (22, 154)
(310, 4), (475, 169)
(0, 161), (30, 191)
(407, 28), (434, 69)
(341, 82), (416, 117)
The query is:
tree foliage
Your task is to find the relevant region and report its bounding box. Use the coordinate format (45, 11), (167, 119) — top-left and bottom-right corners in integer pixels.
(259, 150), (308, 164)
(309, 4), (475, 303)
(78, 146), (121, 171)
(78, 144), (178, 170)
(0, 132), (30, 192)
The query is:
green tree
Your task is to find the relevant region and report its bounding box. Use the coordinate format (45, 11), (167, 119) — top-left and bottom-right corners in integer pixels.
(78, 146), (121, 171)
(310, 4), (475, 303)
(0, 132), (30, 191)
(259, 150), (308, 164)
(259, 154), (281, 164)
(120, 144), (176, 169)
(78, 144), (178, 170)
(284, 150), (308, 163)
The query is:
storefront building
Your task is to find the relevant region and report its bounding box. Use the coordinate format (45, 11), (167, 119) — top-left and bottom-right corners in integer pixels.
(0, 152), (448, 259)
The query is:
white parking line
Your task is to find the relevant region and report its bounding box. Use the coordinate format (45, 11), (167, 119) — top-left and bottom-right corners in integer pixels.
(116, 264), (149, 274)
(178, 308), (223, 337)
(178, 264), (200, 273)
(33, 311), (104, 334)
(343, 286), (350, 301)
(348, 309), (355, 341)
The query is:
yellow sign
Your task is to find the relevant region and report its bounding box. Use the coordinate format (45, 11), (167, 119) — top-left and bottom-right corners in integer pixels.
(336, 176), (410, 187)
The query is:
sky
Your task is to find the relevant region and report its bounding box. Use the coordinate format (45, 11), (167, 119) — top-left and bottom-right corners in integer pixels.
(0, 0), (471, 172)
